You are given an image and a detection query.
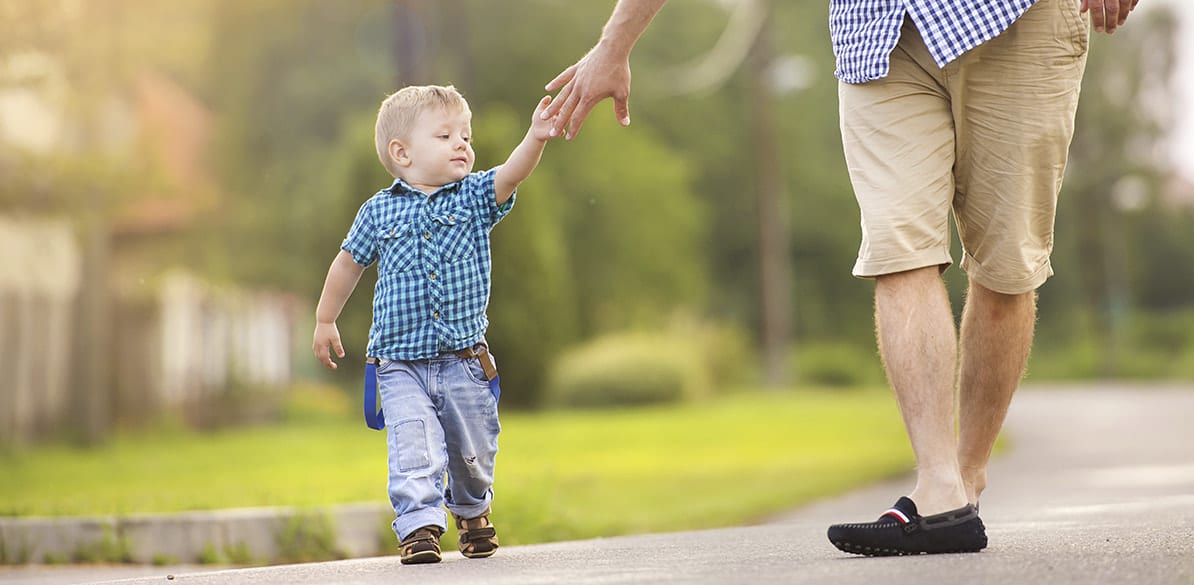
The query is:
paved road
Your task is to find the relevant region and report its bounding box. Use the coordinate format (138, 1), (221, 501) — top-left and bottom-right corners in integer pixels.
(6, 384), (1193, 585)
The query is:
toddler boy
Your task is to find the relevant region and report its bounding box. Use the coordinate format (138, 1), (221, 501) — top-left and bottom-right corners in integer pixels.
(312, 85), (558, 564)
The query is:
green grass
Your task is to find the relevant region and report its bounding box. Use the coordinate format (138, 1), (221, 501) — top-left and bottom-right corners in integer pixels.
(0, 387), (912, 546)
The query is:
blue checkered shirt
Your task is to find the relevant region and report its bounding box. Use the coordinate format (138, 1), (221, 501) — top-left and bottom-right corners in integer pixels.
(830, 0), (1037, 84)
(341, 168), (514, 360)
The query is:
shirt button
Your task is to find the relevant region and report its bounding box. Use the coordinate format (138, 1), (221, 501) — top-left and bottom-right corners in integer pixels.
(423, 232), (431, 240)
(429, 272), (437, 280)
(449, 215), (456, 222)
(432, 311), (440, 319)
(390, 229), (396, 235)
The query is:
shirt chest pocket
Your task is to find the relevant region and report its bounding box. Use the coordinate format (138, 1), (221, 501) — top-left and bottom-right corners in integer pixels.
(431, 209), (476, 263)
(378, 222), (419, 273)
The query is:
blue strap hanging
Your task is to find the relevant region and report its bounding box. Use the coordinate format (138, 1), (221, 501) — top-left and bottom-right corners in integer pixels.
(364, 358), (385, 430)
(489, 375), (501, 403)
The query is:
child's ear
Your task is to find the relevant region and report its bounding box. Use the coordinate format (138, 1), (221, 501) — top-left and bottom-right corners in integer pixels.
(388, 139), (411, 168)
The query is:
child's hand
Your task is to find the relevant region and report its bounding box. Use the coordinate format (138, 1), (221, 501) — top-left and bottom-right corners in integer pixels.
(312, 321), (346, 370)
(530, 95), (560, 142)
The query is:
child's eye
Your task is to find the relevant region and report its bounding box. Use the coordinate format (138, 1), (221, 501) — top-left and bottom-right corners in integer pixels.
(462, 136), (471, 143)
(438, 134), (450, 139)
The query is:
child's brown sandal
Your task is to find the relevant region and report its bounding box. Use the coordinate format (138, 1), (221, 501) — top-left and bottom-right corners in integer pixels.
(454, 509), (499, 558)
(399, 526), (443, 564)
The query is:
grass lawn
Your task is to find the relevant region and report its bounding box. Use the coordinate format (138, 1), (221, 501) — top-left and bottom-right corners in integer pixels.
(0, 386), (913, 546)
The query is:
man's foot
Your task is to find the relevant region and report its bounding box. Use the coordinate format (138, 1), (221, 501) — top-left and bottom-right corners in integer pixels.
(399, 526), (443, 564)
(827, 497), (987, 556)
(454, 509), (499, 559)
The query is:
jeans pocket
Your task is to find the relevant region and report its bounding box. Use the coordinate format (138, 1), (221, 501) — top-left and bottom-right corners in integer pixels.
(392, 419), (431, 472)
(459, 357), (488, 387)
(376, 357), (395, 373)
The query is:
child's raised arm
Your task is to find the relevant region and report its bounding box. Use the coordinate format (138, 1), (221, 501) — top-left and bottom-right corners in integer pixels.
(312, 249), (367, 370)
(494, 95), (560, 204)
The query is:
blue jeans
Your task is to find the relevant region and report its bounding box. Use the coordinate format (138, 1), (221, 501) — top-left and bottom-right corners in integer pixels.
(377, 350), (500, 541)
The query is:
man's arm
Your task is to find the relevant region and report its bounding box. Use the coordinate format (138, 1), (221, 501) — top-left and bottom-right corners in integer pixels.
(541, 0), (668, 140)
(1082, 0), (1141, 34)
(312, 249), (366, 370)
(495, 95), (559, 204)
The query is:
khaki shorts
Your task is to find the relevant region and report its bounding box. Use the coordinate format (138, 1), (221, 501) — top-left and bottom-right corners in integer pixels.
(839, 0), (1089, 294)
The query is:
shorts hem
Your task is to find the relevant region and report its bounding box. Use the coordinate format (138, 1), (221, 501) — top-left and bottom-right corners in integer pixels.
(853, 249), (953, 279)
(961, 257), (1053, 295)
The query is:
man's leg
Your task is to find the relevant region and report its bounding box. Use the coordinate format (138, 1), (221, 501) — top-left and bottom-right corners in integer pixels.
(956, 282), (1036, 504)
(826, 267), (987, 556)
(874, 266), (967, 516)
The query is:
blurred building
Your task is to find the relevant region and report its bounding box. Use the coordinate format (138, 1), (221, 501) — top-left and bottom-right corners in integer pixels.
(0, 61), (302, 445)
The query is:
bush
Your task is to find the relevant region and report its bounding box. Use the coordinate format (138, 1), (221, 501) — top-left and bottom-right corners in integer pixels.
(545, 333), (710, 409)
(792, 341), (885, 388)
(1030, 310), (1194, 381)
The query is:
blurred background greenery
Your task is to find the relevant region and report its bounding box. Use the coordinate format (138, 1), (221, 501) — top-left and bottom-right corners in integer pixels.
(1, 0), (1192, 482)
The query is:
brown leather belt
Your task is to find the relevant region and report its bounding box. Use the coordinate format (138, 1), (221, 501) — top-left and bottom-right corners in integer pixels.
(366, 343), (498, 381)
(455, 342), (498, 381)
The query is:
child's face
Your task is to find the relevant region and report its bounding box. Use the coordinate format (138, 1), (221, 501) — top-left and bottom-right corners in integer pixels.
(400, 106), (474, 188)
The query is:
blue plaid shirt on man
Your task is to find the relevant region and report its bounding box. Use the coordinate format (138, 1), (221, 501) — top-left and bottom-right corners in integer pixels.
(830, 0), (1038, 84)
(342, 168), (514, 360)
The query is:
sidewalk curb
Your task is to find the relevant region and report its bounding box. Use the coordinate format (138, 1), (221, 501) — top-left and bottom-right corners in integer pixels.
(0, 502), (391, 566)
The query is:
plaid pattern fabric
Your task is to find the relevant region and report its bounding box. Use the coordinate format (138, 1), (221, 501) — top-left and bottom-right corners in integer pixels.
(830, 0), (1037, 83)
(342, 168), (514, 360)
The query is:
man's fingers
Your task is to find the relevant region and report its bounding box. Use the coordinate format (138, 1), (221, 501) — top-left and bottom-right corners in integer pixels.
(613, 95), (631, 127)
(552, 88), (582, 138)
(566, 112), (589, 141)
(564, 97), (599, 140)
(545, 81), (574, 128)
(1104, 0), (1120, 33)
(545, 65), (576, 93)
(1119, 0), (1135, 25)
(1088, 0), (1106, 32)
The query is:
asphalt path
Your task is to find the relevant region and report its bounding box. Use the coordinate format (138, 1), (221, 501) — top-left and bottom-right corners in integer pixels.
(7, 383), (1193, 585)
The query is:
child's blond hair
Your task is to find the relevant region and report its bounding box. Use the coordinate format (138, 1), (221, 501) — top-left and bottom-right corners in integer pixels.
(375, 85), (471, 178)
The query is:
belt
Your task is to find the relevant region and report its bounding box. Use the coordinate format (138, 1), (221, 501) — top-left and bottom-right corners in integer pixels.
(365, 343), (497, 381)
(455, 342), (498, 381)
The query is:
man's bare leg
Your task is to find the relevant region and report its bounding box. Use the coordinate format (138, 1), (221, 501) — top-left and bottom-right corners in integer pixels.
(875, 266), (968, 515)
(957, 282), (1036, 505)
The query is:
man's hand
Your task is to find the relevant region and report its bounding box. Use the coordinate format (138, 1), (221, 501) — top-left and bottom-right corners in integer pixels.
(313, 321), (345, 370)
(1082, 0), (1141, 34)
(542, 43), (633, 141)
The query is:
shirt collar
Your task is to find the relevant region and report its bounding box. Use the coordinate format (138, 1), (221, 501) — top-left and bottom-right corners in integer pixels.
(385, 177), (462, 197)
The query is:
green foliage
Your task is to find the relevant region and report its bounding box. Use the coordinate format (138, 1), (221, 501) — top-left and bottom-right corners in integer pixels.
(1031, 309), (1194, 381)
(224, 541), (254, 565)
(545, 332), (710, 409)
(0, 535), (31, 565)
(281, 383), (355, 424)
(275, 512), (343, 564)
(195, 540), (255, 565)
(74, 526), (132, 564)
(42, 552), (67, 565)
(197, 543), (222, 565)
(793, 341), (885, 388)
(152, 553), (178, 566)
